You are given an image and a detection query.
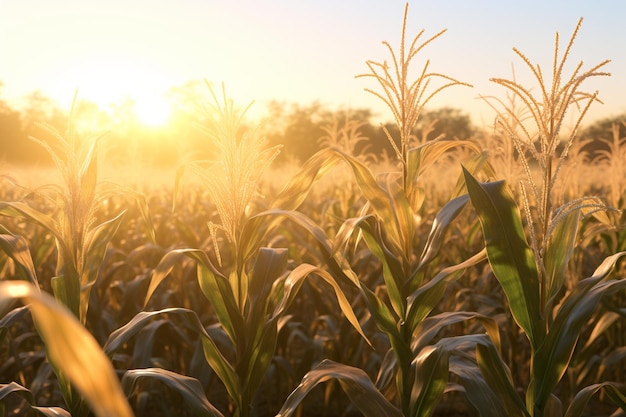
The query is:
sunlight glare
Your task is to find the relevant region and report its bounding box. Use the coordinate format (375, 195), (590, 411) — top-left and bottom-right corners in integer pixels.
(132, 92), (172, 127)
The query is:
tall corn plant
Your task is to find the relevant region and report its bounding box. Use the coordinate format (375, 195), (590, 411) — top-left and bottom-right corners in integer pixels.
(277, 4), (504, 417)
(119, 83), (369, 417)
(464, 19), (626, 417)
(0, 95), (128, 416)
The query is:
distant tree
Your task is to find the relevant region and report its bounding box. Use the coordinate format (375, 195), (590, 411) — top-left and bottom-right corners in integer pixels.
(578, 114), (626, 159)
(264, 101), (378, 163)
(263, 102), (474, 164)
(0, 96), (28, 164)
(414, 107), (474, 141)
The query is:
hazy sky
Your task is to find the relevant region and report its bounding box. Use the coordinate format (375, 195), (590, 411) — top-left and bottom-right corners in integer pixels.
(1, 0), (624, 125)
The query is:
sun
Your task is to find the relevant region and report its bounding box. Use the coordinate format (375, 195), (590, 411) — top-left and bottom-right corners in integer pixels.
(132, 92), (173, 127)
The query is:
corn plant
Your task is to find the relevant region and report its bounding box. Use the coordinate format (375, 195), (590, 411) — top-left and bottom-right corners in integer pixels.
(276, 5), (505, 416)
(0, 280), (134, 417)
(106, 83), (370, 417)
(0, 95), (134, 416)
(464, 18), (626, 417)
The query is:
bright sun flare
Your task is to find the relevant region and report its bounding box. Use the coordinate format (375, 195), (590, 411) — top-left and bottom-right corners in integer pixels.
(53, 56), (175, 128)
(132, 93), (172, 127)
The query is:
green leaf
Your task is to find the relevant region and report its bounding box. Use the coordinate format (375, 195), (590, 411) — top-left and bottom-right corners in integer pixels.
(271, 147), (342, 212)
(0, 281), (134, 417)
(411, 311), (500, 355)
(105, 307), (240, 410)
(276, 359), (403, 417)
(143, 248), (243, 343)
(531, 251), (626, 411)
(247, 209), (361, 288)
(80, 210), (126, 319)
(121, 368), (224, 417)
(358, 216), (406, 318)
(543, 208), (580, 312)
(273, 263), (370, 346)
(416, 194), (470, 274)
(410, 344), (450, 417)
(197, 262), (244, 345)
(448, 355), (504, 417)
(463, 167), (544, 349)
(0, 381), (34, 402)
(476, 342), (530, 417)
(248, 247), (288, 316)
(406, 249), (487, 336)
(564, 382), (626, 417)
(411, 335), (489, 417)
(333, 148), (408, 256)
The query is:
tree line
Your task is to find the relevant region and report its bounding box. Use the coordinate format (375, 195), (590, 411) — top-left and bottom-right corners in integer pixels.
(0, 85), (621, 168)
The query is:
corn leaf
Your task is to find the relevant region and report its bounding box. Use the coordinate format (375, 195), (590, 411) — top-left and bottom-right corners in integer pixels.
(448, 355), (504, 417)
(273, 263), (370, 346)
(411, 311), (500, 355)
(80, 210), (126, 319)
(276, 359), (403, 417)
(0, 381), (34, 403)
(197, 262), (244, 345)
(476, 342), (530, 417)
(544, 208), (580, 312)
(0, 281), (134, 417)
(564, 382), (626, 417)
(463, 167), (544, 349)
(0, 226), (38, 284)
(271, 147), (342, 212)
(104, 307), (240, 410)
(410, 344), (450, 417)
(236, 248), (289, 405)
(411, 335), (489, 417)
(416, 194), (470, 274)
(121, 368), (224, 417)
(358, 216), (406, 318)
(0, 202), (60, 241)
(0, 382), (72, 417)
(248, 247), (288, 318)
(531, 251), (626, 410)
(406, 249), (487, 335)
(31, 406), (73, 417)
(407, 140), (480, 206)
(333, 148), (407, 257)
(247, 209), (360, 287)
(143, 248), (244, 345)
(359, 284), (406, 354)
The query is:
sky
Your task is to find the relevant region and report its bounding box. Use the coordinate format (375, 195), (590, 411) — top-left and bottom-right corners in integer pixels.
(1, 0), (624, 126)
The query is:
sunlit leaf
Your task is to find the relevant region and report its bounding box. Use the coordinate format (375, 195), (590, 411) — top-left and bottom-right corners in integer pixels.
(416, 194), (469, 274)
(463, 168), (544, 349)
(532, 252), (626, 410)
(0, 281), (134, 417)
(31, 406), (73, 417)
(544, 208), (580, 312)
(0, 226), (38, 284)
(406, 249), (487, 335)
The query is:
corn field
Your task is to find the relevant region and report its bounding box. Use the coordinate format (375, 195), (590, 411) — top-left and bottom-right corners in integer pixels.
(1, 4), (626, 417)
